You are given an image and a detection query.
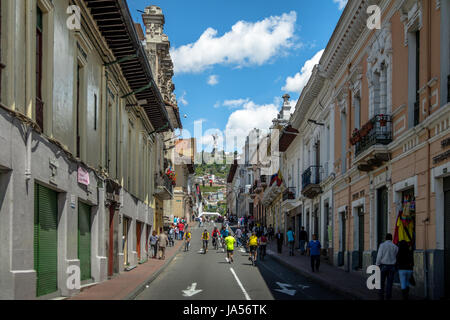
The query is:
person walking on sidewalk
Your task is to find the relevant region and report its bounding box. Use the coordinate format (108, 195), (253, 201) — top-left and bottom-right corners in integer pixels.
(287, 228), (295, 256)
(396, 240), (414, 300)
(307, 234), (321, 272)
(376, 233), (399, 300)
(275, 229), (283, 254)
(168, 226), (175, 247)
(158, 228), (169, 260)
(178, 221), (185, 240)
(150, 231), (159, 259)
(268, 225), (274, 242)
(299, 227), (308, 255)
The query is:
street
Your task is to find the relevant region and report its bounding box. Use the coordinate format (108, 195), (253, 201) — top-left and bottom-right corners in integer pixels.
(135, 224), (345, 300)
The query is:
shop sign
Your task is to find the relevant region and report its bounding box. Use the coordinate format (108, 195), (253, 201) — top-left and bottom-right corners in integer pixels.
(77, 167), (90, 186)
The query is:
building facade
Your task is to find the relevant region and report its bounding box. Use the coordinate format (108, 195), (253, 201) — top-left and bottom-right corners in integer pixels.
(0, 0), (181, 299)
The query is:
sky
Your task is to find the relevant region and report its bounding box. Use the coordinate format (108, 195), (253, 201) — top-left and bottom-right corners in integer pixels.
(127, 0), (347, 152)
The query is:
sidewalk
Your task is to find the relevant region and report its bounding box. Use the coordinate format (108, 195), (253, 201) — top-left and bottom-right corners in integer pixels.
(266, 241), (415, 300)
(69, 240), (183, 300)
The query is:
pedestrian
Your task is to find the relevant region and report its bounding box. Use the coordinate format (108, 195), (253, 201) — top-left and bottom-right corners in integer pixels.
(158, 228), (169, 260)
(307, 234), (321, 272)
(178, 221), (185, 240)
(235, 227), (242, 247)
(168, 225), (175, 247)
(150, 231), (159, 259)
(287, 227), (295, 256)
(268, 225), (274, 241)
(396, 240), (414, 300)
(275, 229), (283, 254)
(376, 233), (399, 300)
(175, 225), (179, 240)
(299, 227), (308, 255)
(259, 233), (268, 260)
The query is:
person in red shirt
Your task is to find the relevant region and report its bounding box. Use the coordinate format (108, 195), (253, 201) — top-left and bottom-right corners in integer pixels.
(212, 227), (220, 249)
(178, 222), (185, 240)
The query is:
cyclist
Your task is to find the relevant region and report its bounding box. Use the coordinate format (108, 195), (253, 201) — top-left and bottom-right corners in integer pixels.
(248, 232), (258, 266)
(224, 234), (236, 264)
(201, 229), (210, 254)
(212, 227), (220, 250)
(184, 229), (192, 252)
(220, 226), (229, 249)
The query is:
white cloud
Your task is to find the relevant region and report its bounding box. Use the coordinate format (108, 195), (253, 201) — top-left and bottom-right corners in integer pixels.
(171, 11), (297, 74)
(222, 98), (250, 109)
(224, 99), (279, 151)
(333, 0), (348, 10)
(207, 75), (219, 86)
(282, 49), (324, 94)
(179, 91), (188, 106)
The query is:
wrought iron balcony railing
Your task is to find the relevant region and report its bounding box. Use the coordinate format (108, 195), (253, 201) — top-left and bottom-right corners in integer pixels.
(302, 166), (322, 189)
(282, 187), (296, 201)
(353, 114), (393, 157)
(155, 173), (174, 197)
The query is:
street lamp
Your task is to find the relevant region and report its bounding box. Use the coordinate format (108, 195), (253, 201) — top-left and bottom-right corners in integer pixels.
(307, 119), (325, 126)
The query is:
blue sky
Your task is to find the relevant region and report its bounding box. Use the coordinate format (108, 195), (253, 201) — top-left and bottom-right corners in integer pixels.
(127, 0), (347, 152)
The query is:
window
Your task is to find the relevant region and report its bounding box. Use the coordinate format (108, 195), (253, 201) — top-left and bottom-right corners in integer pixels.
(76, 63), (81, 158)
(341, 111), (347, 173)
(36, 6), (44, 130)
(94, 94), (97, 131)
(407, 29), (421, 128)
(354, 95), (361, 130)
(414, 31), (420, 126)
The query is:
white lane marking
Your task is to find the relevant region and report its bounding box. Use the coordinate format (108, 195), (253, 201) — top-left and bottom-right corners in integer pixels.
(182, 283), (203, 297)
(239, 248), (246, 253)
(229, 268), (251, 301)
(298, 284), (310, 290)
(225, 257), (229, 263)
(274, 282), (296, 296)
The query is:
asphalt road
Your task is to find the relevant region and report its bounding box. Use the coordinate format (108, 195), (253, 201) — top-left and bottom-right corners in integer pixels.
(135, 223), (345, 300)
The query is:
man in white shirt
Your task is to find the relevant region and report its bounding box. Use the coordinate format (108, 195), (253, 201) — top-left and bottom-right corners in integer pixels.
(376, 233), (398, 300)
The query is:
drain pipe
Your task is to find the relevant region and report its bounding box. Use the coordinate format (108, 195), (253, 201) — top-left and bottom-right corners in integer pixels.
(423, 0), (432, 300)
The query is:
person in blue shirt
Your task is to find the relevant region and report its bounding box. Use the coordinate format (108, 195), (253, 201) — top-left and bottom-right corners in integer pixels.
(286, 228), (295, 256)
(307, 234), (322, 272)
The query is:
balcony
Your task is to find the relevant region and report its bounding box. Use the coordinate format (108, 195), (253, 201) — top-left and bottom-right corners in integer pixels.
(260, 175), (268, 187)
(302, 166), (322, 199)
(352, 114), (392, 172)
(282, 187), (296, 201)
(154, 173), (174, 200)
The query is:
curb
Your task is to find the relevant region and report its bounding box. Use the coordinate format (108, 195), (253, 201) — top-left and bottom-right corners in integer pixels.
(266, 251), (363, 300)
(124, 242), (184, 300)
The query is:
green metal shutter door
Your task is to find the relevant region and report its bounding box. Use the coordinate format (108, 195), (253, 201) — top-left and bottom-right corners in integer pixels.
(78, 201), (91, 281)
(34, 184), (58, 297)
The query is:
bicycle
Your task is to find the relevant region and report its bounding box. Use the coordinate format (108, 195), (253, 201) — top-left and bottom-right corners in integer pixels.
(249, 246), (257, 266)
(202, 240), (208, 254)
(212, 236), (218, 250)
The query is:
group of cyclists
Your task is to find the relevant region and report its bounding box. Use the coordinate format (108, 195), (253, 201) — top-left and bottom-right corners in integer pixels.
(196, 224), (268, 266)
